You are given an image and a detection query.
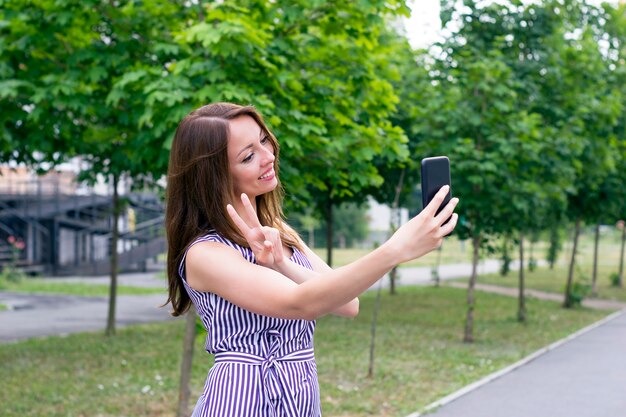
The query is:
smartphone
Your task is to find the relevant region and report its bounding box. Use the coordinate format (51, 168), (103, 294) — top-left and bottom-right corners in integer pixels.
(421, 156), (452, 221)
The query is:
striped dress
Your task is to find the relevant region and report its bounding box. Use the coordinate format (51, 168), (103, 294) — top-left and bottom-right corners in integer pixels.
(179, 231), (321, 417)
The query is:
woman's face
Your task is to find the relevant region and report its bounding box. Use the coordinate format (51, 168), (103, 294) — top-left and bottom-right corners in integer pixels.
(227, 115), (278, 200)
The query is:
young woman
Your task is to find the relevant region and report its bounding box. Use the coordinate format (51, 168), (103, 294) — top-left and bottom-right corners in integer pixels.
(165, 102), (459, 417)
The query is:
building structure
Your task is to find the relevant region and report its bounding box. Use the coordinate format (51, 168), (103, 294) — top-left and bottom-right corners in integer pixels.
(0, 164), (164, 276)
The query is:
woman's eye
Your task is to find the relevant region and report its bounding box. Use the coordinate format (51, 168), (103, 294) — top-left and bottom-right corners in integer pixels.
(261, 136), (269, 144)
(242, 153), (253, 163)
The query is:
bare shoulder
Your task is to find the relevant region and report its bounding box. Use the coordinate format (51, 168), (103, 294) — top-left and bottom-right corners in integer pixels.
(185, 241), (247, 292)
(186, 240), (240, 262)
(184, 239), (304, 319)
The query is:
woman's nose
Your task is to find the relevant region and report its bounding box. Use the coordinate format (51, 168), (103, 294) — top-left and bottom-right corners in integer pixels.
(261, 147), (275, 165)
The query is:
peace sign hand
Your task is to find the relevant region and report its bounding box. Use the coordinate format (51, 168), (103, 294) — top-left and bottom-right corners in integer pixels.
(226, 193), (284, 269)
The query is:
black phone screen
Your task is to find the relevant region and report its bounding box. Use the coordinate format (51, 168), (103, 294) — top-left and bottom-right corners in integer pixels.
(421, 156), (452, 217)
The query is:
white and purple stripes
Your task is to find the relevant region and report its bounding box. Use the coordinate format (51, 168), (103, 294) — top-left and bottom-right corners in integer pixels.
(180, 231), (321, 417)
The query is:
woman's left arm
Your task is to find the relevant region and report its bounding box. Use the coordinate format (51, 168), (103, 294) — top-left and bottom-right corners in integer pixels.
(279, 225), (359, 318)
(226, 195), (359, 318)
(276, 254), (360, 318)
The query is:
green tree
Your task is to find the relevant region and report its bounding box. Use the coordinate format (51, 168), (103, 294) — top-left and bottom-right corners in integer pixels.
(367, 34), (439, 292)
(604, 1), (626, 288)
(490, 0), (581, 320)
(1, 0), (191, 336)
(548, 14), (621, 308)
(102, 0), (420, 407)
(111, 0), (412, 266)
(453, 0), (620, 312)
(69, 0), (190, 335)
(430, 0), (556, 339)
(0, 0), (95, 166)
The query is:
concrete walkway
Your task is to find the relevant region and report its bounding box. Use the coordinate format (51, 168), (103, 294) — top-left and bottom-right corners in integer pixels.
(0, 260), (505, 343)
(0, 291), (175, 343)
(0, 259), (619, 343)
(0, 270), (174, 343)
(369, 259), (510, 290)
(417, 309), (626, 417)
(445, 281), (626, 310)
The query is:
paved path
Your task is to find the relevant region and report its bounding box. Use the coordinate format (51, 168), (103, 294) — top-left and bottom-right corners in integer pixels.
(418, 309), (626, 417)
(445, 281), (626, 310)
(369, 259), (508, 290)
(0, 283), (175, 343)
(49, 271), (167, 288)
(0, 292), (175, 343)
(0, 259), (606, 343)
(0, 261), (504, 343)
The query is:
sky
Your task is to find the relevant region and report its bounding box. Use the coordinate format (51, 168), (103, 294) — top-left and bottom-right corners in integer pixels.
(404, 0), (441, 49)
(403, 0), (619, 49)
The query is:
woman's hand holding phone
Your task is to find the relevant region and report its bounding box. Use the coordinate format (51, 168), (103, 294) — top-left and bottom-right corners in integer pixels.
(390, 185), (459, 265)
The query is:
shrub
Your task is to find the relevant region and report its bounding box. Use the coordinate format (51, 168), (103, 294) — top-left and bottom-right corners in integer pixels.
(568, 278), (591, 307)
(528, 257), (538, 272)
(609, 272), (621, 287)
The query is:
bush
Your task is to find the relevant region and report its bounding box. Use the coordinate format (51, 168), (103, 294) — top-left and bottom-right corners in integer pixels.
(546, 227), (563, 269)
(609, 272), (621, 287)
(568, 279), (591, 307)
(0, 265), (24, 288)
(1, 235), (26, 287)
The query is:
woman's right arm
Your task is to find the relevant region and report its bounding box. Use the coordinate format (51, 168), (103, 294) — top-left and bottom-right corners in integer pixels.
(186, 186), (458, 320)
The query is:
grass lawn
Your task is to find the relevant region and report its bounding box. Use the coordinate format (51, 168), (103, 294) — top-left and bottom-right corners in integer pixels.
(0, 286), (609, 417)
(464, 228), (626, 302)
(0, 278), (165, 297)
(0, 304), (7, 311)
(469, 264), (626, 302)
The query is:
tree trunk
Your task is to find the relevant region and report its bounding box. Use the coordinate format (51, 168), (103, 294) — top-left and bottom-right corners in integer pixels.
(548, 225), (560, 270)
(325, 199), (333, 267)
(308, 222), (315, 248)
(432, 245), (443, 287)
(105, 173), (120, 336)
(177, 308), (197, 417)
(499, 235), (511, 276)
(528, 236), (536, 272)
(591, 223), (600, 297)
(564, 218), (581, 308)
(464, 234), (480, 343)
(368, 169), (405, 376)
(618, 224), (625, 288)
(518, 232), (526, 322)
(388, 170), (404, 295)
(367, 279), (384, 378)
(389, 266), (397, 295)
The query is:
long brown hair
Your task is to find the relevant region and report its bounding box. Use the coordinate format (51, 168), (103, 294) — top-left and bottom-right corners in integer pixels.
(165, 103), (303, 316)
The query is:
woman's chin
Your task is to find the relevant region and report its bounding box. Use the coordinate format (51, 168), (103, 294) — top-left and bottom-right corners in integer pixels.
(262, 177), (278, 190)
(250, 180), (278, 197)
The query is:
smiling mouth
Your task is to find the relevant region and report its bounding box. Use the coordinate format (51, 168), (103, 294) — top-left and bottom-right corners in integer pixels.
(259, 169), (274, 180)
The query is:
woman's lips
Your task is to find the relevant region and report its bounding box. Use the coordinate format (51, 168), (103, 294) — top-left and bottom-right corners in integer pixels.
(259, 168), (275, 181)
